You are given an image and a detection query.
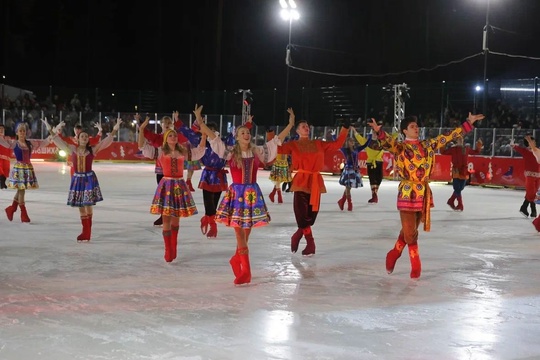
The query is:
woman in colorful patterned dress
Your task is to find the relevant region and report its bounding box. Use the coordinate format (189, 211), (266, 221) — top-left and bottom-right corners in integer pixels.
(197, 104), (295, 285)
(336, 131), (371, 211)
(268, 127), (292, 204)
(0, 122), (52, 223)
(139, 116), (205, 262)
(50, 118), (122, 241)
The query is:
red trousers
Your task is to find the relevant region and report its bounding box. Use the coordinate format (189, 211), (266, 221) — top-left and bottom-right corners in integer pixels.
(525, 176), (540, 203)
(399, 211), (423, 245)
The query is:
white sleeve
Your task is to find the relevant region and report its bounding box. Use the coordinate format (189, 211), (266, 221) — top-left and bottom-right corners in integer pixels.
(140, 141), (157, 160)
(209, 136), (229, 159)
(255, 136), (281, 163)
(190, 144), (206, 161)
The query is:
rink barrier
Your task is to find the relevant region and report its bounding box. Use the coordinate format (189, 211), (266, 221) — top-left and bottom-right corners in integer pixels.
(4, 142), (529, 189)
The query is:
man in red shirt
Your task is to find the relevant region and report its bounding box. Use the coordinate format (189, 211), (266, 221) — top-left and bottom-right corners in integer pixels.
(511, 136), (540, 218)
(441, 136), (483, 211)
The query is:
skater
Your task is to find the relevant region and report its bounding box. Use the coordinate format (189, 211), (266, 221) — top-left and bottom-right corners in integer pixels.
(336, 131), (371, 211)
(368, 112), (484, 279)
(50, 118), (122, 241)
(197, 104), (295, 285)
(279, 109), (349, 256)
(441, 135), (483, 211)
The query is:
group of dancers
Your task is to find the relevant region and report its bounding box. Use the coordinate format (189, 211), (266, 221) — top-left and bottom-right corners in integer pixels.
(5, 107), (524, 283)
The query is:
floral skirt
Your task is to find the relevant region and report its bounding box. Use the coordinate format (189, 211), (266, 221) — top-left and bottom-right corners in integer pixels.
(68, 171), (103, 207)
(7, 162), (39, 190)
(215, 183), (270, 229)
(151, 177), (198, 218)
(269, 154), (291, 183)
(339, 168), (363, 188)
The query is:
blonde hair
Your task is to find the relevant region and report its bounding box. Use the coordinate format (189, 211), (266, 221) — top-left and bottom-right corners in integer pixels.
(162, 129), (187, 156)
(231, 125), (256, 169)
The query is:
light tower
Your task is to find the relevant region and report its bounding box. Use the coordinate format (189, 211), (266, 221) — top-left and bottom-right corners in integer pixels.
(392, 83), (410, 136)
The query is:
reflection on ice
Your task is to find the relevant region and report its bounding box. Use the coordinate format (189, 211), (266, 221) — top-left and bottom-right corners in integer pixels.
(1, 162), (540, 359)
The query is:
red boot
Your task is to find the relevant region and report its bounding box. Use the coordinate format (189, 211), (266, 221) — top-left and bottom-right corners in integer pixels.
(302, 227), (316, 256)
(163, 230), (173, 262)
(171, 225), (179, 260)
(207, 215), (218, 238)
(77, 215), (91, 242)
(533, 216), (540, 232)
(229, 248), (242, 278)
(186, 179), (195, 192)
(347, 195), (353, 211)
(455, 195), (463, 212)
(386, 234), (406, 274)
(234, 247), (251, 285)
(408, 244), (422, 279)
(337, 195), (346, 211)
(291, 228), (303, 253)
(277, 189), (283, 204)
(200, 215), (209, 235)
(19, 203), (31, 223)
(269, 188), (277, 203)
(368, 192), (378, 204)
(447, 193), (457, 210)
(5, 200), (18, 221)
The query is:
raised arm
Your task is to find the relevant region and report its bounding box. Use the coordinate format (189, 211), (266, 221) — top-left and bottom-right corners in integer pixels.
(276, 108), (296, 143)
(51, 133), (74, 155)
(195, 104), (217, 140)
(94, 118), (122, 153)
(138, 114), (150, 149)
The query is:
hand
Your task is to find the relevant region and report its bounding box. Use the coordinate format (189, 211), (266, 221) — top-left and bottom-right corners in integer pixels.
(340, 118), (351, 129)
(193, 104), (203, 119)
(140, 115), (150, 129)
(247, 115), (254, 124)
(93, 122), (102, 133)
(525, 135), (536, 148)
(52, 120), (66, 134)
(367, 120), (382, 133)
(510, 138), (516, 147)
(41, 117), (52, 132)
(286, 108), (295, 127)
(467, 112), (485, 124)
(113, 118), (123, 131)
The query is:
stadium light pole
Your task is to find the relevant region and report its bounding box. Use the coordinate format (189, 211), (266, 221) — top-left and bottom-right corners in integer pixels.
(474, 85), (482, 114)
(481, 0), (491, 115)
(280, 0), (299, 119)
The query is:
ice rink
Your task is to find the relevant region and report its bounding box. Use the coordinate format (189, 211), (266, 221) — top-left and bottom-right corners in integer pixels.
(1, 161), (540, 360)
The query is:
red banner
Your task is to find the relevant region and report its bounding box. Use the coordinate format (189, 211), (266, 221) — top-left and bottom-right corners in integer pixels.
(1, 143), (526, 188)
(324, 149), (526, 188)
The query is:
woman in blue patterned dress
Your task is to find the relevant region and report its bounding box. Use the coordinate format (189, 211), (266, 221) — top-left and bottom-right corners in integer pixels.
(0, 122), (52, 223)
(197, 104), (295, 285)
(50, 118), (122, 241)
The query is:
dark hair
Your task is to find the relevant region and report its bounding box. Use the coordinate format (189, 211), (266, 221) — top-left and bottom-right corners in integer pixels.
(295, 120), (308, 129)
(400, 116), (418, 134)
(74, 124), (83, 130)
(77, 132), (93, 155)
(206, 122), (217, 131)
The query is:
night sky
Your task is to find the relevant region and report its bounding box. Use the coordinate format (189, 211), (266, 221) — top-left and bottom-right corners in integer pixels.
(2, 0), (540, 95)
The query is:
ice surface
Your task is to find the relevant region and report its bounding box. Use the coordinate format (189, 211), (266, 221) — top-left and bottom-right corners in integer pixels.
(1, 161), (540, 360)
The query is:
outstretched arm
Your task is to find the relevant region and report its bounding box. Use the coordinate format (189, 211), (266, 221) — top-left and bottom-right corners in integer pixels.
(276, 108), (296, 143)
(94, 118), (122, 153)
